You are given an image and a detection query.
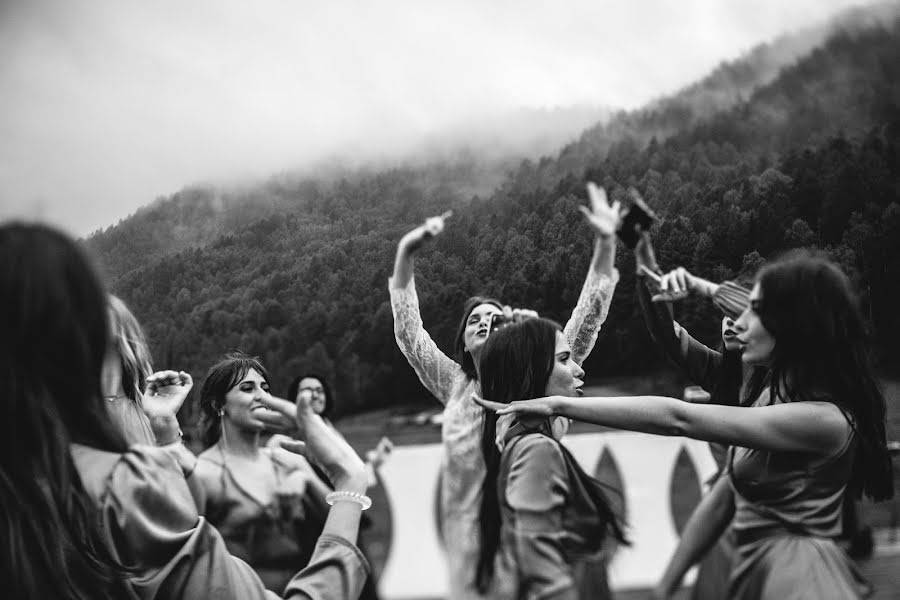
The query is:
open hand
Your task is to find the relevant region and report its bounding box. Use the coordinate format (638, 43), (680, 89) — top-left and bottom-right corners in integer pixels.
(143, 370), (193, 418)
(579, 183), (622, 239)
(658, 267), (695, 295)
(472, 393), (560, 417)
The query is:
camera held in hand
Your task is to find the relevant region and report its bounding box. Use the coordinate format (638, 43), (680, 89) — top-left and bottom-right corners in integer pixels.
(489, 313), (512, 336)
(617, 188), (658, 249)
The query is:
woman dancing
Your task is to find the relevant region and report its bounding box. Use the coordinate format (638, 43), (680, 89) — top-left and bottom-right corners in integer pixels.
(390, 182), (621, 598)
(0, 222), (372, 599)
(476, 317), (628, 597)
(478, 251), (893, 599)
(195, 353), (335, 593)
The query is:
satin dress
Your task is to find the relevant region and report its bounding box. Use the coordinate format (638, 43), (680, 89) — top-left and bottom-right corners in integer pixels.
(727, 389), (870, 599)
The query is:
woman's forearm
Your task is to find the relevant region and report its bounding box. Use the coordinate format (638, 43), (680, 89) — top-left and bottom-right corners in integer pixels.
(657, 477), (734, 595)
(589, 235), (616, 278)
(319, 474), (368, 544)
(391, 240), (415, 289)
(555, 395), (689, 436)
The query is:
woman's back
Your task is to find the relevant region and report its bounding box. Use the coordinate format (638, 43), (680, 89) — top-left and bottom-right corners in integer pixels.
(493, 427), (612, 600)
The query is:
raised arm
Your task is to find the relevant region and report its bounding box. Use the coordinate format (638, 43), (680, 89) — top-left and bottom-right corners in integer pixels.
(389, 212), (465, 404)
(654, 476), (734, 599)
(564, 183), (621, 365)
(476, 393), (851, 455)
(391, 211), (452, 290)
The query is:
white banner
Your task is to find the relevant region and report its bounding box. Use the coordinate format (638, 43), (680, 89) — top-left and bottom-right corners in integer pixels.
(377, 431), (718, 598)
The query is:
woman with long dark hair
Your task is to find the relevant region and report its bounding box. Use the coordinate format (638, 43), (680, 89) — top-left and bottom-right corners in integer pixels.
(389, 183), (621, 598)
(475, 317), (628, 598)
(0, 222), (373, 599)
(195, 353), (335, 593)
(478, 251), (893, 599)
(632, 233), (758, 600)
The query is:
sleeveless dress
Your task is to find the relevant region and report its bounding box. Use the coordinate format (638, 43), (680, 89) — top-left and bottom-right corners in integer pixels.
(196, 447), (315, 593)
(727, 389), (871, 599)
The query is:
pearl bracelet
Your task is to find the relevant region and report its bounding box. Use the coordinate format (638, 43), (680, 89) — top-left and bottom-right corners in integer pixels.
(326, 490), (372, 511)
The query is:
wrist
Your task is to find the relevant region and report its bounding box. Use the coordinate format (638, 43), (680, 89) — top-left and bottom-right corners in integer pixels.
(699, 279), (719, 298)
(333, 470), (369, 496)
(596, 231), (615, 245)
(551, 395), (567, 415)
(149, 414), (181, 445)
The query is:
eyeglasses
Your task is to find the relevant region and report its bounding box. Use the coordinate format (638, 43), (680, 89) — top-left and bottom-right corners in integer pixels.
(299, 386), (325, 394)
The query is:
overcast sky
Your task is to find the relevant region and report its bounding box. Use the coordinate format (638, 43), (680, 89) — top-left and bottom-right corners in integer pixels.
(0, 0), (871, 236)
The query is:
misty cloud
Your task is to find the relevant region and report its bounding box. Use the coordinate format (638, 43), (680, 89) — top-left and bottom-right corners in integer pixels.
(0, 0), (872, 235)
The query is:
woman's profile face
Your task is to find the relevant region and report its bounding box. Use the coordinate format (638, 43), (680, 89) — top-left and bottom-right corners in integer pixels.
(223, 368), (272, 430)
(544, 331), (585, 398)
(734, 283), (776, 366)
(463, 302), (503, 357)
(721, 316), (743, 353)
(297, 377), (327, 415)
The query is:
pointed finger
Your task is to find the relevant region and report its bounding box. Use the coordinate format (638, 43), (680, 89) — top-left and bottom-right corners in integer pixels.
(472, 394), (507, 412)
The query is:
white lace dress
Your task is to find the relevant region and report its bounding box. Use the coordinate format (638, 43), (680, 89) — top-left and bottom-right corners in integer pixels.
(389, 268), (618, 599)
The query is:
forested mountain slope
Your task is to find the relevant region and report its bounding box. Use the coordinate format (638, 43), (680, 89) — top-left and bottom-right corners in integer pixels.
(86, 5), (900, 421)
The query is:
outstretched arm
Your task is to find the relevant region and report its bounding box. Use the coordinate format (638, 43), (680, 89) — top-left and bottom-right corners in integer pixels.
(654, 476), (734, 599)
(475, 393), (851, 455)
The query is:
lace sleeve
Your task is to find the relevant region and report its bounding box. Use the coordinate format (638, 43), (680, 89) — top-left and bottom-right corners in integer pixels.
(564, 267), (619, 366)
(389, 275), (465, 405)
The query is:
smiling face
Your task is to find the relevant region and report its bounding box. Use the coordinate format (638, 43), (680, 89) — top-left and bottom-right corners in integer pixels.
(734, 283), (776, 366)
(297, 376), (327, 415)
(721, 316), (743, 353)
(544, 331), (585, 397)
(463, 302), (504, 359)
(223, 368), (271, 431)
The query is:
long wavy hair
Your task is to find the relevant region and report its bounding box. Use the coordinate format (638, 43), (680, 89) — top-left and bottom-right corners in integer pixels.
(753, 250), (893, 501)
(454, 296), (503, 379)
(106, 295), (154, 403)
(474, 318), (628, 592)
(0, 223), (130, 599)
(199, 351), (271, 448)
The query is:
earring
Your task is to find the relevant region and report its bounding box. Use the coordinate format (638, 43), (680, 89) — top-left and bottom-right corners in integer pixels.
(218, 408), (224, 417)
